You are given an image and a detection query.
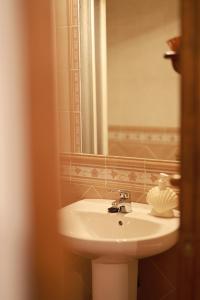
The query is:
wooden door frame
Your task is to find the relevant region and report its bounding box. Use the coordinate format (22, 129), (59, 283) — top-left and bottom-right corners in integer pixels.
(179, 0), (200, 298)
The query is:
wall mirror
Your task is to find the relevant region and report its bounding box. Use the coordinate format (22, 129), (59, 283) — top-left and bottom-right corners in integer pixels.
(79, 0), (180, 160)
(58, 0), (180, 161)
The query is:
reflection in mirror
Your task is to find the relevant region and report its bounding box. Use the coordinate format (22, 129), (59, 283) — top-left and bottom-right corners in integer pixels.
(79, 0), (180, 160)
(80, 0), (108, 155)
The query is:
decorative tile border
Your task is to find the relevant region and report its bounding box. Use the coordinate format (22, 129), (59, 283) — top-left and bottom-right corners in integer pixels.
(105, 155), (179, 190)
(67, 0), (81, 152)
(61, 153), (179, 203)
(55, 0), (82, 153)
(109, 125), (180, 160)
(68, 27), (80, 70)
(70, 70), (81, 111)
(61, 153), (106, 185)
(67, 0), (79, 26)
(109, 125), (180, 145)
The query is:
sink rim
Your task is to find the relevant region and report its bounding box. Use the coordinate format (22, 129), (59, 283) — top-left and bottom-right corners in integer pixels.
(61, 209), (179, 243)
(60, 199), (179, 259)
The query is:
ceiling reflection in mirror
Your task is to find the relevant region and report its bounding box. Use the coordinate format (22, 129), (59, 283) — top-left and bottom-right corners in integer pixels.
(78, 0), (180, 160)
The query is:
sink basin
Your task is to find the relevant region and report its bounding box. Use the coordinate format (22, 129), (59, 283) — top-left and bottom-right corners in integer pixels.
(60, 199), (179, 300)
(60, 199), (179, 259)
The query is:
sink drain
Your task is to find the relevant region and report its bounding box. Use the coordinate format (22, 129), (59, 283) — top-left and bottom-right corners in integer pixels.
(118, 220), (123, 226)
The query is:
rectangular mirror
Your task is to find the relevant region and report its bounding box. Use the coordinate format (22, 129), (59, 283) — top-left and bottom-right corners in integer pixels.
(79, 0), (180, 160)
(57, 0), (180, 161)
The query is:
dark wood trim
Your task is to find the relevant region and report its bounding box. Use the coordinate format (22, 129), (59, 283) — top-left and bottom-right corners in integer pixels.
(179, 0), (200, 298)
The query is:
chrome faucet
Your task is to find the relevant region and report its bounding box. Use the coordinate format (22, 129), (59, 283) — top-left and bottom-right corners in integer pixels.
(108, 189), (132, 213)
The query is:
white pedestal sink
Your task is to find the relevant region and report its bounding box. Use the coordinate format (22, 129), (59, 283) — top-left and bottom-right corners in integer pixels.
(60, 199), (179, 300)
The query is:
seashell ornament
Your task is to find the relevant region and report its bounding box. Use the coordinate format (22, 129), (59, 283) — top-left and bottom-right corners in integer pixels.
(146, 173), (178, 218)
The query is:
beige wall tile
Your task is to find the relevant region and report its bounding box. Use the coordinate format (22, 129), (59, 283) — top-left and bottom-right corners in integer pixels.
(58, 111), (71, 153)
(69, 70), (81, 112)
(67, 0), (79, 26)
(68, 27), (80, 70)
(56, 27), (69, 69)
(54, 0), (67, 27)
(57, 69), (70, 111)
(70, 112), (81, 152)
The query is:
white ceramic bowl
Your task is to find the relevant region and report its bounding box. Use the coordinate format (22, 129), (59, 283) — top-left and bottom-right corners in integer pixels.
(60, 199), (179, 260)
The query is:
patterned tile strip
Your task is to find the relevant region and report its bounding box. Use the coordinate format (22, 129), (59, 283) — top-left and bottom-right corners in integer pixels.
(61, 153), (179, 202)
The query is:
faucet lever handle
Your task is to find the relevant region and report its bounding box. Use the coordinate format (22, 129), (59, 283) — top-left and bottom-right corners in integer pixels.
(119, 190), (130, 200)
(109, 189), (131, 200)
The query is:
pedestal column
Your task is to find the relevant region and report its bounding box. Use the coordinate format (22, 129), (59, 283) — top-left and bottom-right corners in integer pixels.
(92, 259), (138, 300)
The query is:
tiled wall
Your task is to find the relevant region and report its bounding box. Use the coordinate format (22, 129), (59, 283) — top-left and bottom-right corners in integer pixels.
(60, 153), (179, 207)
(109, 126), (180, 160)
(54, 0), (81, 153)
(55, 1), (179, 299)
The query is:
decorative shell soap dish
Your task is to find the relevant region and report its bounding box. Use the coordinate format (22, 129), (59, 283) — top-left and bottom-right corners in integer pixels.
(146, 173), (178, 218)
